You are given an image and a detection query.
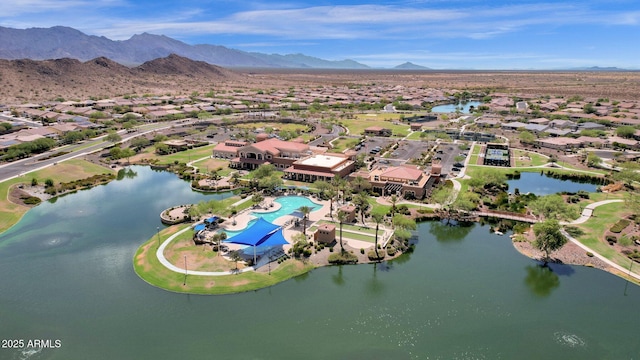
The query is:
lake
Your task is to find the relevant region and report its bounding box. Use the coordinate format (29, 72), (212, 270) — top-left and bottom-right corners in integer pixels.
(432, 101), (483, 114)
(0, 166), (637, 359)
(506, 171), (600, 195)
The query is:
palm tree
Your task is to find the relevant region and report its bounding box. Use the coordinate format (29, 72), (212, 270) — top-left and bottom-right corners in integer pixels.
(298, 205), (312, 235)
(350, 175), (370, 193)
(336, 210), (347, 254)
(389, 195), (398, 217)
(353, 192), (371, 225)
(372, 213), (384, 260)
(326, 187), (337, 217)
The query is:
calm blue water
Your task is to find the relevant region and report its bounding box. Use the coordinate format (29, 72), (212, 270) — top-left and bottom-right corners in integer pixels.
(225, 196), (322, 237)
(0, 166), (638, 360)
(432, 101), (482, 113)
(254, 195), (321, 223)
(507, 172), (599, 195)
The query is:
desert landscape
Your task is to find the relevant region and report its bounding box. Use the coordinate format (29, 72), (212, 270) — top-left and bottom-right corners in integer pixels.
(1, 55), (639, 104)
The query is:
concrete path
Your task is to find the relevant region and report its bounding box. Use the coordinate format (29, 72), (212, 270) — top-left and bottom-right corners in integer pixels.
(560, 228), (640, 281)
(562, 199), (624, 225)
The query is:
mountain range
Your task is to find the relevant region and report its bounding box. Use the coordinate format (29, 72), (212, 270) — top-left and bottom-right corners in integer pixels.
(0, 26), (373, 69)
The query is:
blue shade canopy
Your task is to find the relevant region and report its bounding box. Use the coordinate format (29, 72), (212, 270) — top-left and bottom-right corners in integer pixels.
(258, 229), (289, 247)
(194, 224), (206, 231)
(224, 218), (280, 247)
(205, 216), (219, 223)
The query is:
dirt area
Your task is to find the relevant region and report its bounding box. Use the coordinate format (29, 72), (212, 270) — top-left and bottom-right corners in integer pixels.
(8, 183), (52, 207)
(513, 231), (610, 271)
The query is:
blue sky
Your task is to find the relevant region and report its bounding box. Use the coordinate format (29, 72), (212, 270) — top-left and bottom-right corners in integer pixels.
(2, 0), (639, 69)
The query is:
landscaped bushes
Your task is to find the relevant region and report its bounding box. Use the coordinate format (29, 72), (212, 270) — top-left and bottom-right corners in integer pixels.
(328, 252), (358, 264)
(610, 219), (631, 233)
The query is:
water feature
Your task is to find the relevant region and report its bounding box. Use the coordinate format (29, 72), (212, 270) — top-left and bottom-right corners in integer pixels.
(0, 166), (637, 359)
(507, 172), (599, 195)
(432, 100), (482, 113)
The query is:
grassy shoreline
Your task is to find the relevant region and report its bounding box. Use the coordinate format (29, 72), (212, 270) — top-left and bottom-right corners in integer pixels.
(133, 224), (316, 295)
(0, 159), (116, 234)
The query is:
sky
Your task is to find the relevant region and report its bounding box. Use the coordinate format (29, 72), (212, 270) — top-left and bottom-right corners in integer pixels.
(1, 0), (640, 69)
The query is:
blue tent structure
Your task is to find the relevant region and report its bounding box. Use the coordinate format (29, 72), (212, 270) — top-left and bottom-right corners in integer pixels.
(193, 224), (206, 231)
(224, 218), (288, 264)
(205, 216), (219, 224)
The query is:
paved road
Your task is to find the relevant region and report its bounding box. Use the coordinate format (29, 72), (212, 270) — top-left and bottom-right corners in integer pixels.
(0, 121), (186, 182)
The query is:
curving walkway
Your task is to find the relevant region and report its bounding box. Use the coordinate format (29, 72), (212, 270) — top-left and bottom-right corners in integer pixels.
(560, 227), (640, 281)
(156, 225), (254, 276)
(561, 199), (624, 225)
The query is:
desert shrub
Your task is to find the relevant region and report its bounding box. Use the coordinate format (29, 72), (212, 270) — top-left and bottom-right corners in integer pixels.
(360, 248), (365, 254)
(565, 226), (585, 238)
(44, 178), (54, 187)
(586, 252), (594, 257)
(367, 250), (385, 261)
(328, 252), (358, 264)
(21, 196), (41, 205)
(606, 235), (617, 244)
(619, 236), (633, 247)
(386, 246), (397, 256)
(610, 219), (631, 233)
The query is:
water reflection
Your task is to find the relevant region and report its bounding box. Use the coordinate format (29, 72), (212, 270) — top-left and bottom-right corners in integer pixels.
(364, 262), (385, 296)
(332, 265), (345, 286)
(117, 167), (138, 180)
(428, 221), (474, 242)
(524, 264), (560, 297)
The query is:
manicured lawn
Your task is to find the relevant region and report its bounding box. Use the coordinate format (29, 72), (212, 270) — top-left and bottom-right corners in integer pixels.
(133, 225), (315, 295)
(234, 122), (310, 133)
(191, 158), (232, 175)
(344, 115), (412, 137)
(136, 144), (217, 165)
(573, 202), (635, 270)
(330, 137), (360, 152)
(469, 143), (482, 165)
(512, 149), (548, 167)
(0, 159), (115, 234)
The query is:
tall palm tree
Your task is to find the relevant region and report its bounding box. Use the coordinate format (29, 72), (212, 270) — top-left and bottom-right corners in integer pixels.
(326, 187), (337, 217)
(389, 194), (398, 217)
(372, 213), (384, 259)
(353, 192), (371, 225)
(298, 205), (312, 235)
(350, 175), (370, 193)
(336, 210), (347, 254)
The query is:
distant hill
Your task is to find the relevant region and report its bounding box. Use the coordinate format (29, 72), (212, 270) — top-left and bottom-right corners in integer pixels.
(0, 26), (369, 69)
(0, 54), (239, 103)
(568, 66), (628, 71)
(394, 62), (431, 70)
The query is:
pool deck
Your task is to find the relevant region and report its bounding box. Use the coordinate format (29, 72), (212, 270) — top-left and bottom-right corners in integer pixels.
(157, 194), (394, 276)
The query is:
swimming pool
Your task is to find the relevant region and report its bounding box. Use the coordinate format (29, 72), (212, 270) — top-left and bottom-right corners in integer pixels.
(225, 196), (322, 237)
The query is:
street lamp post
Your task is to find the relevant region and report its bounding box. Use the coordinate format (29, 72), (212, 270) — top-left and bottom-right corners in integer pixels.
(183, 255), (187, 285)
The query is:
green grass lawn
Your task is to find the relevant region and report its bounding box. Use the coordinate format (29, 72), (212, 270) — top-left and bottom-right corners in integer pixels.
(136, 144), (217, 165)
(133, 225), (315, 295)
(344, 115), (412, 137)
(512, 149), (549, 167)
(573, 202), (636, 271)
(0, 159), (115, 234)
(330, 137), (360, 152)
(469, 143), (482, 165)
